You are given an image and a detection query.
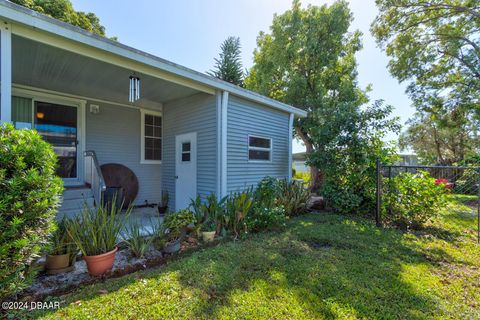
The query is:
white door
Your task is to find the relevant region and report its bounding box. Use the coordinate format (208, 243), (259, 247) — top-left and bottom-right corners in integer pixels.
(175, 132), (197, 210)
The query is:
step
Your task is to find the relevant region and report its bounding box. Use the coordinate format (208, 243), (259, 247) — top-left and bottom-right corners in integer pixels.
(63, 187), (93, 200)
(59, 196), (94, 211)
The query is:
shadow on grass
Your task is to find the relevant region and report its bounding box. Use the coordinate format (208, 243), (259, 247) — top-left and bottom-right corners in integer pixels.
(21, 213), (457, 319)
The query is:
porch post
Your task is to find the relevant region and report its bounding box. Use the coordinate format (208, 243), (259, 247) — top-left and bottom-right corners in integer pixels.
(288, 113), (294, 182)
(0, 21), (12, 123)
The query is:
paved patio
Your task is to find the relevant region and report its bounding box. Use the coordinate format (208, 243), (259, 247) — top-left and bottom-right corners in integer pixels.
(120, 206), (164, 238)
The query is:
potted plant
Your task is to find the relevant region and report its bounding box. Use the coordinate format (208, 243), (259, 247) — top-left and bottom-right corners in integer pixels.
(163, 209), (196, 253)
(158, 191), (169, 215)
(45, 218), (77, 275)
(201, 219), (216, 243)
(67, 199), (130, 276)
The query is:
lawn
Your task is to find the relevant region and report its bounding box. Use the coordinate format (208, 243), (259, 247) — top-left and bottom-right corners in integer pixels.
(15, 198), (480, 319)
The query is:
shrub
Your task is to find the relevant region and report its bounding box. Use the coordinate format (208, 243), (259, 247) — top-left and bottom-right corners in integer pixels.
(245, 205), (287, 232)
(222, 191), (253, 238)
(0, 124), (63, 298)
(164, 209), (196, 240)
(276, 180), (310, 216)
(453, 167), (478, 195)
(384, 171), (447, 229)
(253, 176), (280, 207)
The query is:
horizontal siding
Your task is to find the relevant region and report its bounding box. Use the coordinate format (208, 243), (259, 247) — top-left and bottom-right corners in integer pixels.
(162, 93), (217, 210)
(86, 102), (162, 205)
(227, 96), (290, 192)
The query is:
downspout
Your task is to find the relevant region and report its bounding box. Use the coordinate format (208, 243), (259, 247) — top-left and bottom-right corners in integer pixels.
(288, 113), (294, 182)
(0, 20), (12, 123)
(218, 91), (229, 197)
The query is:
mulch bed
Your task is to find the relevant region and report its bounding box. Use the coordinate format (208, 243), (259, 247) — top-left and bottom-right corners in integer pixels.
(19, 236), (208, 302)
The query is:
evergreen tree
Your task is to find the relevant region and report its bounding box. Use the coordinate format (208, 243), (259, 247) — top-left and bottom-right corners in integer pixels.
(209, 36), (244, 86)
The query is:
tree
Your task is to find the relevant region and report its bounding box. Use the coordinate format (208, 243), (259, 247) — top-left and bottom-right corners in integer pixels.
(245, 0), (369, 188)
(308, 100), (399, 214)
(10, 0), (111, 38)
(399, 103), (480, 165)
(208, 36), (244, 86)
(371, 0), (480, 114)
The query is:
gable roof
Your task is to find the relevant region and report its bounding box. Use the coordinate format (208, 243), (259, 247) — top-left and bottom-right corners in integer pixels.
(0, 0), (307, 117)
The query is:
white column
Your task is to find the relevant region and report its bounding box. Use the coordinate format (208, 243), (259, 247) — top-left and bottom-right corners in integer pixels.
(288, 113), (294, 182)
(220, 91), (229, 197)
(0, 21), (12, 123)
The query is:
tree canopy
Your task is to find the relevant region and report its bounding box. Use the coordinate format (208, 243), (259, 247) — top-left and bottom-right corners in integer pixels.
(246, 0), (400, 213)
(208, 36), (244, 86)
(11, 0), (111, 38)
(399, 103), (480, 165)
(371, 0), (480, 114)
(245, 0), (370, 182)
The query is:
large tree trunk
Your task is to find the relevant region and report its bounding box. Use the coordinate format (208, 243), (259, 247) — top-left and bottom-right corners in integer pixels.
(295, 126), (322, 191)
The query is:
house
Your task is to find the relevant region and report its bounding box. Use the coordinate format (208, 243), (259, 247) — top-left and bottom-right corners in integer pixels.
(0, 1), (306, 217)
(292, 152), (309, 173)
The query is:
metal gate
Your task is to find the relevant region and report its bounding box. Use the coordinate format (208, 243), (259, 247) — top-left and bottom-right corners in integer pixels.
(375, 160), (480, 243)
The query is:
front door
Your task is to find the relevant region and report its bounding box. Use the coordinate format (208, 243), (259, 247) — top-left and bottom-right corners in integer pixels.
(175, 132), (197, 210)
(34, 101), (79, 181)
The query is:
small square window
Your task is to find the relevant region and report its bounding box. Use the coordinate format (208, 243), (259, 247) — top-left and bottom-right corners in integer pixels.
(182, 142), (191, 152)
(182, 152), (191, 162)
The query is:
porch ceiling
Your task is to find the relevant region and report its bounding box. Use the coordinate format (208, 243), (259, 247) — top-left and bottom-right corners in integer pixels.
(12, 35), (201, 108)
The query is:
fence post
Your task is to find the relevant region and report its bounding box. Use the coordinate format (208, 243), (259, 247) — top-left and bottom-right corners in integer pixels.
(477, 167), (480, 244)
(376, 159), (382, 227)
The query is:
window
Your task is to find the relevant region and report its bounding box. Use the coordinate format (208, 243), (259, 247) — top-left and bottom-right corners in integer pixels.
(141, 111), (162, 163)
(248, 135), (271, 161)
(181, 142), (191, 162)
(12, 96), (33, 129)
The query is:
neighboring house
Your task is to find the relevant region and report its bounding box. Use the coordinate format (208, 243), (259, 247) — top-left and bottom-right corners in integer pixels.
(0, 1), (306, 217)
(293, 152), (309, 173)
(395, 153), (418, 166)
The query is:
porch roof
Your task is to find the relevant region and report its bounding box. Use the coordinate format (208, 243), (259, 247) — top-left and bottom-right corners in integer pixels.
(0, 0), (307, 117)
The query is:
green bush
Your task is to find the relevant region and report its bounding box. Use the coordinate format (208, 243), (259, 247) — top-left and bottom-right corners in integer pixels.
(222, 191), (253, 238)
(0, 124), (63, 298)
(384, 171), (447, 229)
(245, 205), (287, 232)
(164, 209), (196, 240)
(276, 180), (310, 216)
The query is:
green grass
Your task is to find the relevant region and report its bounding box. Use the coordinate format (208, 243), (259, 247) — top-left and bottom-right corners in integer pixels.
(14, 200), (480, 319)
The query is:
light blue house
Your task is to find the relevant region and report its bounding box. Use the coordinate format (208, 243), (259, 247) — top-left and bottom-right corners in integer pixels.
(0, 1), (306, 216)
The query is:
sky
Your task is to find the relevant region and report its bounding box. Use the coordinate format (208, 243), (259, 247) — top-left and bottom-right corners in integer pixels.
(71, 0), (415, 153)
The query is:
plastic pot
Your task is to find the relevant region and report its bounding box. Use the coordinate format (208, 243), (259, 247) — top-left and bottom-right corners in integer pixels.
(45, 253), (70, 275)
(202, 231), (216, 243)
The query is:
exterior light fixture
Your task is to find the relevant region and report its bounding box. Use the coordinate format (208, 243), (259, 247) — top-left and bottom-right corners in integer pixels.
(36, 111), (44, 119)
(129, 74), (140, 103)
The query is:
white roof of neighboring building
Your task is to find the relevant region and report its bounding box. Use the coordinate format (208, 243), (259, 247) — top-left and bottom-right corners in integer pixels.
(0, 0), (307, 117)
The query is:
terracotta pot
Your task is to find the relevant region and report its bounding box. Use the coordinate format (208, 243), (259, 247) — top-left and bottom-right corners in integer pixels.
(202, 231), (216, 243)
(45, 253), (70, 271)
(83, 247), (118, 276)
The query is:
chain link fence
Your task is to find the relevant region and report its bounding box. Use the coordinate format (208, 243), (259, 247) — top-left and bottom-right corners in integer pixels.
(375, 161), (480, 243)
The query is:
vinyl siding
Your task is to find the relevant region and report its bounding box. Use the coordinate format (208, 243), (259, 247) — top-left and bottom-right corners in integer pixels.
(227, 96), (290, 192)
(162, 93), (218, 210)
(86, 102), (162, 205)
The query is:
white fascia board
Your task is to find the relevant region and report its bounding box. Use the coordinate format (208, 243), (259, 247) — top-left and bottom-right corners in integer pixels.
(0, 0), (307, 118)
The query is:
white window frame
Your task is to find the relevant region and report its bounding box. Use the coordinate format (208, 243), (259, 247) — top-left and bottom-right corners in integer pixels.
(248, 134), (272, 162)
(140, 109), (162, 164)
